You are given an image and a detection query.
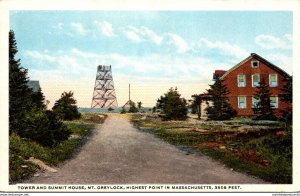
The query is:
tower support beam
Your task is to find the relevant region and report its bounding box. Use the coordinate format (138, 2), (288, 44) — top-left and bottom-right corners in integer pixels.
(91, 65), (118, 108)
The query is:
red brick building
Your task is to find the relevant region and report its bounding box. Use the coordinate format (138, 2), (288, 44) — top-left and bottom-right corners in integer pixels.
(216, 53), (291, 117)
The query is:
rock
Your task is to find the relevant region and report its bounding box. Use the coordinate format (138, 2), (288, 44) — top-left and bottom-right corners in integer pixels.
(26, 157), (57, 173)
(34, 173), (40, 177)
(141, 116), (147, 120)
(21, 165), (28, 168)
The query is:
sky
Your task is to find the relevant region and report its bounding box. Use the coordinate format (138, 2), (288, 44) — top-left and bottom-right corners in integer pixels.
(10, 11), (293, 108)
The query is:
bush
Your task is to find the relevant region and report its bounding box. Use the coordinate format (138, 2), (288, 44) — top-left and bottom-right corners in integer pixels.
(9, 123), (95, 183)
(128, 101), (138, 113)
(52, 91), (81, 120)
(120, 107), (127, 114)
(108, 107), (114, 112)
(21, 109), (71, 147)
(156, 87), (188, 120)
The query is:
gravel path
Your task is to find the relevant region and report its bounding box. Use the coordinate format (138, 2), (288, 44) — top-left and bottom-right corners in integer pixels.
(24, 114), (266, 184)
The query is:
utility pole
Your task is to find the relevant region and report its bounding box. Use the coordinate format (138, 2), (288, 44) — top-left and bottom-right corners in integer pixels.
(123, 83), (132, 107)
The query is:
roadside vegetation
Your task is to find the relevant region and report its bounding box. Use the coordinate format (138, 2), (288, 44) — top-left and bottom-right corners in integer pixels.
(8, 30), (107, 183)
(9, 113), (106, 183)
(132, 114), (291, 184)
(131, 85), (292, 184)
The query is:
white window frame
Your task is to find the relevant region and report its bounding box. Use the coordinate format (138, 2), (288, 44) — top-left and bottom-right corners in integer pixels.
(252, 97), (260, 108)
(270, 96), (278, 108)
(251, 60), (259, 68)
(252, 74), (260, 87)
(269, 74), (278, 87)
(238, 96), (247, 109)
(237, 74), (246, 87)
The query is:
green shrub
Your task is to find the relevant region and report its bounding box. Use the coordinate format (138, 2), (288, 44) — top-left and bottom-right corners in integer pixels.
(156, 87), (188, 120)
(52, 91), (81, 120)
(21, 110), (71, 147)
(9, 123), (94, 183)
(9, 133), (45, 183)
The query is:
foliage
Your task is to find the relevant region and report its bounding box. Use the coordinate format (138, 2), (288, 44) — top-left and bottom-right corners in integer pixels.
(9, 30), (33, 134)
(108, 107), (114, 112)
(120, 107), (127, 114)
(132, 114), (292, 183)
(191, 94), (202, 119)
(9, 30), (72, 147)
(156, 87), (188, 120)
(137, 101), (142, 110)
(279, 76), (292, 124)
(279, 76), (292, 103)
(206, 78), (236, 120)
(52, 91), (81, 120)
(128, 101), (139, 113)
(9, 123), (94, 183)
(253, 79), (277, 120)
(70, 113), (107, 124)
(152, 106), (157, 113)
(21, 110), (71, 147)
(31, 87), (46, 110)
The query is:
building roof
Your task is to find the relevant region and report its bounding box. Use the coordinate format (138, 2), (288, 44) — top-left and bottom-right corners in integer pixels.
(27, 80), (40, 92)
(220, 53), (291, 79)
(213, 70), (227, 80)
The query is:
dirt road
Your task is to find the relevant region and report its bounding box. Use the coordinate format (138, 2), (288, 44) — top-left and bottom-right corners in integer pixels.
(24, 114), (266, 184)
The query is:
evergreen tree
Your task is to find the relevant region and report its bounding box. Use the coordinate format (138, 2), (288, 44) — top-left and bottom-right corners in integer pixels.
(156, 87), (188, 120)
(191, 94), (202, 119)
(137, 101), (142, 110)
(279, 76), (292, 123)
(152, 106), (157, 113)
(9, 30), (33, 133)
(52, 91), (81, 120)
(128, 101), (138, 113)
(253, 79), (277, 120)
(9, 30), (71, 146)
(31, 87), (46, 110)
(206, 78), (236, 120)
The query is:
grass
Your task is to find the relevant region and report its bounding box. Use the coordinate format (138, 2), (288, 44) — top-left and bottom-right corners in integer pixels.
(131, 114), (292, 184)
(9, 113), (107, 184)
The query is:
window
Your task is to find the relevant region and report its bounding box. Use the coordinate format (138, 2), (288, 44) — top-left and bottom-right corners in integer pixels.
(252, 74), (260, 87)
(251, 61), (259, 68)
(269, 74), (278, 87)
(237, 74), (246, 87)
(238, 96), (246, 109)
(270, 96), (278, 108)
(252, 97), (260, 108)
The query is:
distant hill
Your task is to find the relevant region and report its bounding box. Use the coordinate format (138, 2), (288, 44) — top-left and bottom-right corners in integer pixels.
(79, 107), (152, 113)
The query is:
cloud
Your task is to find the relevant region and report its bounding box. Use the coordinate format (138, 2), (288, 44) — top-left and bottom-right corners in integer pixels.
(71, 22), (88, 36)
(284, 34), (293, 42)
(255, 34), (292, 50)
(52, 22), (64, 30)
(124, 26), (162, 45)
(124, 30), (142, 43)
(267, 53), (293, 74)
(166, 33), (189, 53)
(197, 38), (248, 59)
(94, 20), (115, 37)
(26, 48), (272, 108)
(24, 50), (56, 63)
(140, 27), (162, 45)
